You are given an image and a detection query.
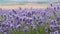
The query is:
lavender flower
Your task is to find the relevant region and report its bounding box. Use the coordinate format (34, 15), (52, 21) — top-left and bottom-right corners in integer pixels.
(50, 32), (54, 34)
(50, 25), (56, 31)
(16, 24), (21, 31)
(12, 9), (17, 14)
(54, 30), (59, 34)
(24, 26), (28, 32)
(51, 19), (57, 25)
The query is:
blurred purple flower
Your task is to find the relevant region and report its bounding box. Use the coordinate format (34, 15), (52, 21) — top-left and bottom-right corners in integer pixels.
(24, 26), (28, 32)
(54, 30), (59, 34)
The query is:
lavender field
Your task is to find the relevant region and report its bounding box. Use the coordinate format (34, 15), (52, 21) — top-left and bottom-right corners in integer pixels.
(0, 5), (60, 34)
(0, 0), (60, 34)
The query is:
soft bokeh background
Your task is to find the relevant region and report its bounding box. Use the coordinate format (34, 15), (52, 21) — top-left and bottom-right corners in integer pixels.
(0, 0), (59, 9)
(0, 0), (58, 2)
(0, 0), (58, 5)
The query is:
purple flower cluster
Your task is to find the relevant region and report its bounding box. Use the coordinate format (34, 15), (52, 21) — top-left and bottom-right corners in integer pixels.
(0, 5), (60, 34)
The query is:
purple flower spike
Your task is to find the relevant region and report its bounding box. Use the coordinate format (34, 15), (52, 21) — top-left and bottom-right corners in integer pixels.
(54, 30), (59, 34)
(51, 19), (57, 25)
(1, 23), (6, 27)
(26, 12), (32, 17)
(10, 24), (15, 30)
(36, 20), (42, 26)
(11, 20), (13, 23)
(23, 17), (27, 22)
(33, 16), (36, 20)
(50, 25), (56, 31)
(32, 25), (36, 32)
(19, 17), (22, 22)
(51, 3), (53, 7)
(57, 6), (60, 9)
(24, 26), (28, 32)
(16, 24), (21, 31)
(50, 32), (54, 34)
(54, 7), (56, 11)
(12, 9), (17, 14)
(3, 32), (7, 34)
(57, 17), (60, 21)
(3, 29), (8, 34)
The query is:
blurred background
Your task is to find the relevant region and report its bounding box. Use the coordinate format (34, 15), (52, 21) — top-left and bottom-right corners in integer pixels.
(0, 0), (59, 5)
(0, 0), (59, 9)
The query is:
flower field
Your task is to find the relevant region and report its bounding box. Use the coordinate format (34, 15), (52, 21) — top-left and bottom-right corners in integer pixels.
(0, 4), (60, 34)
